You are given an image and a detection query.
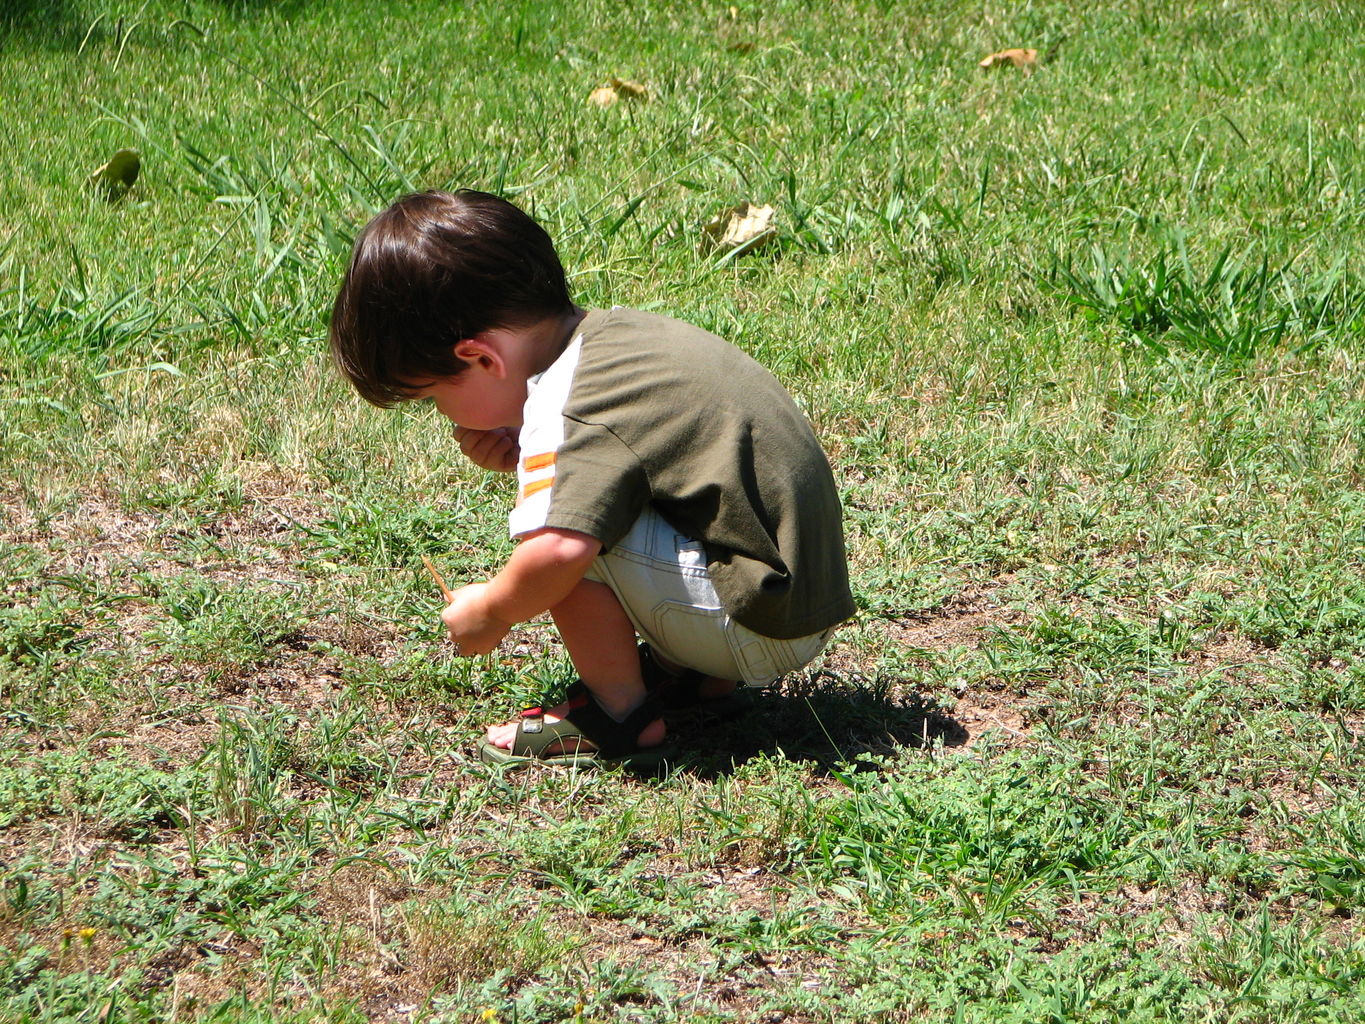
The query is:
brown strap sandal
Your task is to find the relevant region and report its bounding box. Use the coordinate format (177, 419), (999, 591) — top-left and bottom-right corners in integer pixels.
(478, 687), (674, 769)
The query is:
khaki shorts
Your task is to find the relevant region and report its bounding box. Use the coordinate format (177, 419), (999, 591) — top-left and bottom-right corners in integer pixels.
(583, 508), (830, 686)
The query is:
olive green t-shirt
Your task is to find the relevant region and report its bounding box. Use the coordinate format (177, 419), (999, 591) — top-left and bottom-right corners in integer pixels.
(508, 307), (854, 639)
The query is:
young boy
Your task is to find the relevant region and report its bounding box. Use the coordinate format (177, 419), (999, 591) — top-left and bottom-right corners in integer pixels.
(329, 189), (854, 766)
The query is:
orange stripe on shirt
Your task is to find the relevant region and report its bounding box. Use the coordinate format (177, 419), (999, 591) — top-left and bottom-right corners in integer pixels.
(522, 452), (557, 472)
(520, 477), (554, 500)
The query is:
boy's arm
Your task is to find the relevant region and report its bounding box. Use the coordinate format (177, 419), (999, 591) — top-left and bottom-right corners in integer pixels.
(440, 527), (602, 655)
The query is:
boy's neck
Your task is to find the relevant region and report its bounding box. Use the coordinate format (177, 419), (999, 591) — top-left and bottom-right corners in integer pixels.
(526, 307), (588, 376)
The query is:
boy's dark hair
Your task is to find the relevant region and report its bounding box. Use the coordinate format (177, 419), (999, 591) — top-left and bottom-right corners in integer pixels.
(329, 189), (573, 407)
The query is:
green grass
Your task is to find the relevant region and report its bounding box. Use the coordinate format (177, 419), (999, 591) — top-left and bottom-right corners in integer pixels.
(4, 0), (1365, 1020)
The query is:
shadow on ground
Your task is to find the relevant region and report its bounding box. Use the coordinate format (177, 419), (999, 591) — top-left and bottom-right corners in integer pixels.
(1, 0), (79, 44)
(667, 672), (968, 778)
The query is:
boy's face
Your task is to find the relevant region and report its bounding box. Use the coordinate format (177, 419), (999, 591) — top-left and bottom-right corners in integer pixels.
(415, 372), (526, 432)
(408, 330), (539, 432)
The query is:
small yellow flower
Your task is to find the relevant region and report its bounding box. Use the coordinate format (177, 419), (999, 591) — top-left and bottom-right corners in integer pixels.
(78, 928), (97, 941)
(480, 1010), (498, 1023)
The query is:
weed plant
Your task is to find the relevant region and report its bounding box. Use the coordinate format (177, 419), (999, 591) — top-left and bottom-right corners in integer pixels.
(3, 0), (1365, 1020)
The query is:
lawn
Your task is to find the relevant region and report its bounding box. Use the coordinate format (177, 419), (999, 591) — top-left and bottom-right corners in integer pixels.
(3, 0), (1365, 1020)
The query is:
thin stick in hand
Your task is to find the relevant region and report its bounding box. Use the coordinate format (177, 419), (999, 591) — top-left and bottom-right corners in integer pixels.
(421, 555), (454, 603)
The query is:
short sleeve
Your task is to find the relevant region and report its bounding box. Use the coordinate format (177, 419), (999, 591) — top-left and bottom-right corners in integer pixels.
(509, 418), (649, 548)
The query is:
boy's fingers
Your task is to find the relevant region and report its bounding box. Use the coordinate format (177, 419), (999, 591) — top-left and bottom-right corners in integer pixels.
(458, 428), (495, 455)
(454, 427), (519, 472)
(471, 441), (498, 466)
(460, 436), (489, 464)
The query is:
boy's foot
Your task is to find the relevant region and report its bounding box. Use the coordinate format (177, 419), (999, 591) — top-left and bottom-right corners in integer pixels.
(481, 687), (669, 766)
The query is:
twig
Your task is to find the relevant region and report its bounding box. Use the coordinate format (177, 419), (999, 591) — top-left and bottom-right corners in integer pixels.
(420, 555), (453, 603)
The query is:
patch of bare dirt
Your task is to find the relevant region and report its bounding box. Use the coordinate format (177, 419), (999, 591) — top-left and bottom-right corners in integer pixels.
(1171, 629), (1283, 697)
(574, 917), (840, 1023)
(949, 693), (1030, 748)
(1192, 631), (1275, 668)
(884, 580), (1026, 653)
(814, 579), (1035, 753)
(2, 481), (317, 581)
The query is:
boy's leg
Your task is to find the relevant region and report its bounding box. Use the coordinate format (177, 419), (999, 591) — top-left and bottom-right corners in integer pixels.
(551, 577), (646, 713)
(483, 577), (666, 752)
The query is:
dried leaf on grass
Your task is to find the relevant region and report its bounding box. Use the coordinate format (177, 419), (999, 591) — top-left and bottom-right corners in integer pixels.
(702, 202), (777, 252)
(588, 86), (618, 108)
(88, 148), (141, 201)
(978, 48), (1038, 72)
(587, 76), (649, 108)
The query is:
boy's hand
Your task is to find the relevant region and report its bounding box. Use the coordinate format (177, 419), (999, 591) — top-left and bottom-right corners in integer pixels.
(454, 426), (519, 473)
(438, 529), (601, 657)
(441, 582), (512, 656)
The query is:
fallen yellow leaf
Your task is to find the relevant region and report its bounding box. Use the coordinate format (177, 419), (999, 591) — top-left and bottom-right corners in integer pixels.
(88, 148), (140, 201)
(978, 48), (1038, 72)
(588, 86), (619, 108)
(610, 76), (648, 99)
(587, 77), (649, 108)
(702, 202), (776, 252)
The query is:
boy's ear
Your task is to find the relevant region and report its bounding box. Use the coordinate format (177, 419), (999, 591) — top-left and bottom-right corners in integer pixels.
(453, 336), (507, 378)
